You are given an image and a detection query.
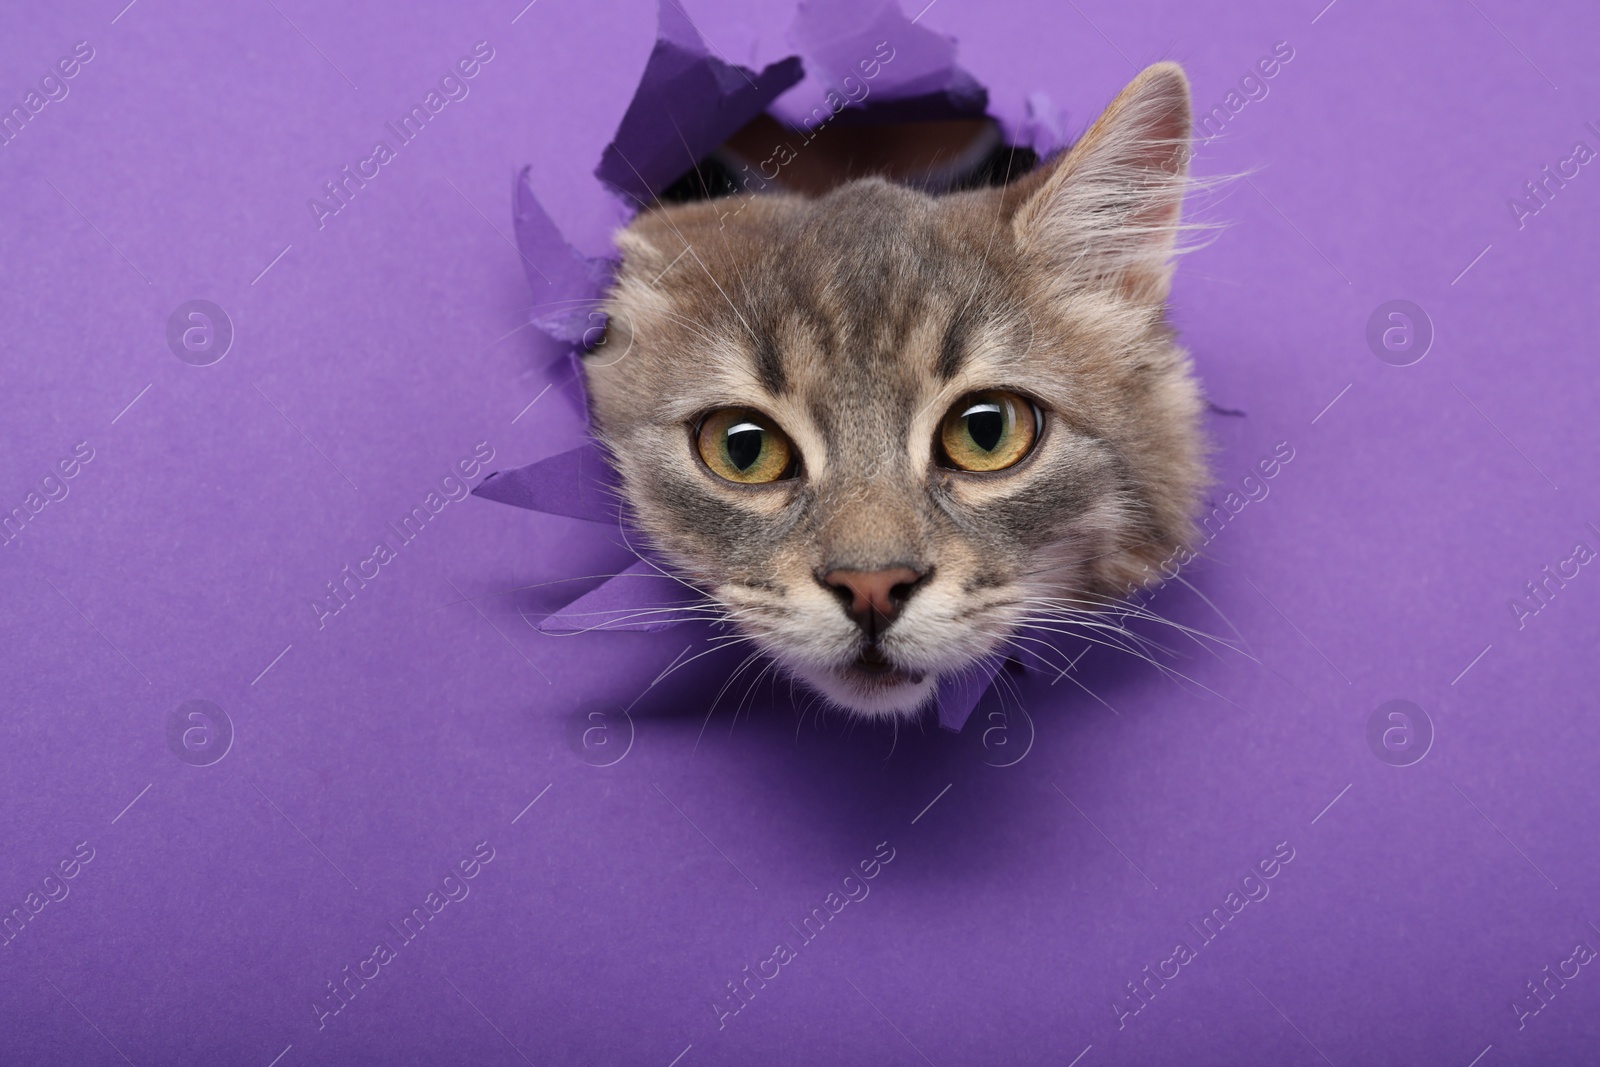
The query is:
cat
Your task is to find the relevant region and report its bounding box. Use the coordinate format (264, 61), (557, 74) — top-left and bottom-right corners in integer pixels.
(585, 62), (1208, 718)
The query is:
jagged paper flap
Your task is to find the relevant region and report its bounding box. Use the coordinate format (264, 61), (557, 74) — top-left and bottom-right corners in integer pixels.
(595, 0), (805, 203)
(514, 169), (615, 345)
(472, 442), (620, 524)
(935, 657), (1003, 732)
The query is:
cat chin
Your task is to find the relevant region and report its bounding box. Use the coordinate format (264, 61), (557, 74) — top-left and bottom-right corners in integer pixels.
(791, 663), (940, 719)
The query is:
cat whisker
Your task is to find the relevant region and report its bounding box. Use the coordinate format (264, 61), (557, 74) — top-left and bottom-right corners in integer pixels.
(537, 605), (732, 636)
(987, 660), (1037, 735)
(1011, 613), (1175, 661)
(982, 607), (1229, 703)
(547, 598), (719, 610)
(694, 650), (764, 755)
(1151, 573), (1255, 656)
(1024, 644), (1122, 717)
(1014, 617), (1240, 707)
(610, 523), (724, 601)
(793, 683), (826, 744)
(545, 607), (729, 622)
(1027, 604), (1254, 671)
(703, 650), (773, 745)
(1009, 620), (1198, 687)
(1016, 612), (1180, 664)
(988, 632), (1079, 679)
(429, 569), (705, 614)
(639, 637), (754, 698)
(1019, 593), (1250, 659)
(732, 657), (782, 737)
(517, 296), (609, 312)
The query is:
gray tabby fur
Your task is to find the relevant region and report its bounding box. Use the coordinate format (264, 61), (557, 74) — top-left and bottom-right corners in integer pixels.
(587, 63), (1208, 717)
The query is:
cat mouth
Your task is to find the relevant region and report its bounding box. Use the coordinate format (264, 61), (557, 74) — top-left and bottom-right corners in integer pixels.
(842, 645), (925, 688)
(790, 642), (938, 716)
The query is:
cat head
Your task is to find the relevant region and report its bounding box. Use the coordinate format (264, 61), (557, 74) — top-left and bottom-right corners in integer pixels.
(586, 63), (1207, 717)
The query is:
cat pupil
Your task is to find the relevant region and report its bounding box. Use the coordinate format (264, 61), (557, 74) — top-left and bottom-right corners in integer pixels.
(726, 422), (764, 470)
(964, 403), (1004, 452)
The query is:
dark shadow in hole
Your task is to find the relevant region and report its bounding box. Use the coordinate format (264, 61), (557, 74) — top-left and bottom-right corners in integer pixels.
(658, 111), (1040, 206)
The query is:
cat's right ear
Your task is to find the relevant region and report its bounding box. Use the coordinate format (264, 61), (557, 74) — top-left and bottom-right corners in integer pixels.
(1010, 62), (1192, 305)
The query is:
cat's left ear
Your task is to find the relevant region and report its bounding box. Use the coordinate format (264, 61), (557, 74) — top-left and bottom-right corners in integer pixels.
(1011, 62), (1192, 305)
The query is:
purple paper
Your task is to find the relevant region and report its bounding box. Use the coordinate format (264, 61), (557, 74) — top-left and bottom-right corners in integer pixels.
(4, 0), (1599, 1063)
(595, 0), (804, 205)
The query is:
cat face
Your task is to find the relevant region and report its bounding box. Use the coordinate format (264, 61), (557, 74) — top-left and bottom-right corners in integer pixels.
(587, 63), (1206, 717)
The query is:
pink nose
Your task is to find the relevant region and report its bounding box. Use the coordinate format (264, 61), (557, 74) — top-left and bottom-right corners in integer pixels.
(821, 566), (928, 638)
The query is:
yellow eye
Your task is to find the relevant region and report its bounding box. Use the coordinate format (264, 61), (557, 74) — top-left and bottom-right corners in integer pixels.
(938, 391), (1038, 472)
(695, 408), (796, 484)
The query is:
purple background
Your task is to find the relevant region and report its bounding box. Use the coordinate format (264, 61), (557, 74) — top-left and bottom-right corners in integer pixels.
(3, 0), (1598, 1064)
